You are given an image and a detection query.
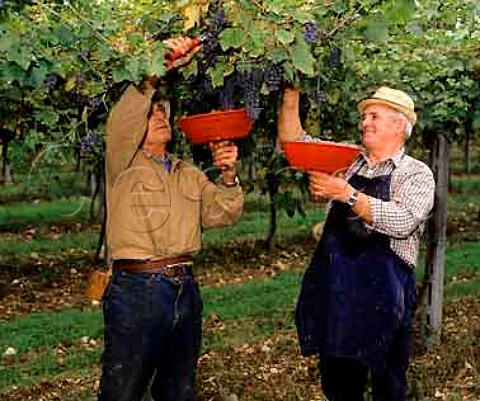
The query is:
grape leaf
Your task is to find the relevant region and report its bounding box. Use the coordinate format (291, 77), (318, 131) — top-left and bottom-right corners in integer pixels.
(276, 29), (294, 45)
(209, 63), (226, 88)
(288, 35), (315, 76)
(219, 28), (245, 51)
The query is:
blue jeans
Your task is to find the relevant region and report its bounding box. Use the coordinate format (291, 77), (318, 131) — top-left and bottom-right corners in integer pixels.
(98, 269), (203, 401)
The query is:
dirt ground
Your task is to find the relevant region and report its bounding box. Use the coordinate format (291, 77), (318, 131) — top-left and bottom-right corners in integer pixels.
(1, 235), (479, 400)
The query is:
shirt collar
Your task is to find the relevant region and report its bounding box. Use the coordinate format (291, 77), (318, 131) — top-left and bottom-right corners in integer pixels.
(359, 147), (405, 167)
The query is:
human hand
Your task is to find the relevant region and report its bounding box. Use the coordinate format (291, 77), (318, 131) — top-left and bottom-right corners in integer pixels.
(209, 141), (238, 184)
(308, 171), (352, 203)
(163, 37), (201, 70)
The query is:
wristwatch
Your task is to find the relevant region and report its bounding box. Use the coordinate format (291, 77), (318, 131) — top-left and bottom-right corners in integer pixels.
(346, 189), (360, 207)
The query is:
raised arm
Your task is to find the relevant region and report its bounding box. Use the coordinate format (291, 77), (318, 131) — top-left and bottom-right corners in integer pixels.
(278, 88), (303, 142)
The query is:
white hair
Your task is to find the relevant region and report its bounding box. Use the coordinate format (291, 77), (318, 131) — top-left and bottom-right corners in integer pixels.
(387, 110), (413, 139)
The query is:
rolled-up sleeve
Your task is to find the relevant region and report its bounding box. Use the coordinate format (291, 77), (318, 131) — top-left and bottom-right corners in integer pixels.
(198, 174), (244, 228)
(370, 166), (435, 238)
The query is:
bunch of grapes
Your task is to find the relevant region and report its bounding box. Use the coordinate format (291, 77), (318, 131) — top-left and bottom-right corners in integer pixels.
(264, 64), (284, 92)
(79, 131), (103, 158)
(242, 70), (263, 120)
(218, 76), (236, 110)
(88, 96), (102, 111)
(329, 46), (341, 68)
(304, 21), (319, 44)
(201, 8), (226, 68)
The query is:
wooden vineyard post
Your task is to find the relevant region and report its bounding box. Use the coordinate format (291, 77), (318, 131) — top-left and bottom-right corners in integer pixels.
(424, 132), (449, 346)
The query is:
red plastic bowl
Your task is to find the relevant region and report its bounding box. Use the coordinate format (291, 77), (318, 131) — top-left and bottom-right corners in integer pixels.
(178, 109), (253, 144)
(281, 141), (362, 173)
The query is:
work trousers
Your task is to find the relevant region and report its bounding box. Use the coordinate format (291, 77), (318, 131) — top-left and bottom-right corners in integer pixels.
(98, 269), (203, 401)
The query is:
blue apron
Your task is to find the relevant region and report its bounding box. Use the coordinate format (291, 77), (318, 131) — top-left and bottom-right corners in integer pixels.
(295, 170), (417, 370)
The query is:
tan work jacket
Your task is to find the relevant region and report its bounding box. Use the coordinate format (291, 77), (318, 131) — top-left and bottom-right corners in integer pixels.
(105, 84), (244, 260)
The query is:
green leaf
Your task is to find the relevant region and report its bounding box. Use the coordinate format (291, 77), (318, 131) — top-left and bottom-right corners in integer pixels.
(111, 65), (132, 83)
(385, 0), (415, 25)
(364, 20), (390, 42)
(242, 35), (264, 58)
(291, 11), (312, 24)
(126, 33), (145, 46)
(283, 61), (295, 83)
(276, 29), (294, 45)
(98, 46), (116, 62)
(7, 43), (33, 71)
(1, 63), (28, 84)
(248, 20), (266, 50)
(29, 65), (50, 87)
(52, 26), (76, 46)
(327, 88), (341, 106)
(219, 28), (245, 50)
(125, 58), (144, 81)
(209, 63), (225, 88)
(149, 47), (167, 77)
(34, 109), (59, 127)
(288, 35), (315, 76)
(266, 47), (289, 64)
(181, 59), (198, 80)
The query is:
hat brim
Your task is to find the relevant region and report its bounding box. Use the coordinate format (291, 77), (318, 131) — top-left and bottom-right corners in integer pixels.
(357, 98), (417, 125)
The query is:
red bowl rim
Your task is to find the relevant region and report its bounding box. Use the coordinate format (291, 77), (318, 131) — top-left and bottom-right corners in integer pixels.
(178, 108), (250, 123)
(281, 140), (363, 151)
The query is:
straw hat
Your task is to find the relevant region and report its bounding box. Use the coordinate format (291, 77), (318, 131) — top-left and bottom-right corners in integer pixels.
(357, 86), (417, 124)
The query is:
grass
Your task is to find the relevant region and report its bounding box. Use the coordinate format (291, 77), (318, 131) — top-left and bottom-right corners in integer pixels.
(1, 241), (479, 391)
(0, 199), (323, 264)
(0, 170), (90, 199)
(0, 231), (98, 263)
(0, 199), (91, 231)
(449, 175), (480, 194)
(203, 206), (325, 245)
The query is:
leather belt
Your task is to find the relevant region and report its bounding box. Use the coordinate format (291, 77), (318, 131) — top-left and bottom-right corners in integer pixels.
(112, 256), (193, 278)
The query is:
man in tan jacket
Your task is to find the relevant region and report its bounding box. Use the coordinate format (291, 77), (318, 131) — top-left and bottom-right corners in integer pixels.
(98, 38), (244, 401)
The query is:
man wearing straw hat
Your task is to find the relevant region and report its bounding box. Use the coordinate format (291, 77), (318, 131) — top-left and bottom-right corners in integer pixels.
(98, 37), (243, 401)
(278, 86), (435, 401)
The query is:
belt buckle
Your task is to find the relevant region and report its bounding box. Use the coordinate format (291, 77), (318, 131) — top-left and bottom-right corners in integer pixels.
(163, 263), (184, 278)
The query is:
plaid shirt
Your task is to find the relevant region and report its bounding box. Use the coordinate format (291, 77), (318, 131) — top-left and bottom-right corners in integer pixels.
(300, 135), (435, 267)
(346, 150), (435, 267)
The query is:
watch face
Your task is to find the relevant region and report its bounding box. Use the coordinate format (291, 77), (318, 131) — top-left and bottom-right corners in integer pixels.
(347, 190), (359, 206)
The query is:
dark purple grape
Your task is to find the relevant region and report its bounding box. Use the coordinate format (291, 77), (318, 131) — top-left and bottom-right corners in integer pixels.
(202, 32), (219, 68)
(200, 7), (226, 68)
(304, 21), (319, 44)
(44, 74), (58, 90)
(79, 131), (103, 158)
(81, 49), (91, 60)
(264, 64), (284, 92)
(214, 8), (225, 26)
(316, 90), (327, 103)
(219, 77), (235, 110)
(242, 70), (263, 120)
(0, 0), (6, 8)
(88, 97), (102, 110)
(329, 46), (341, 68)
